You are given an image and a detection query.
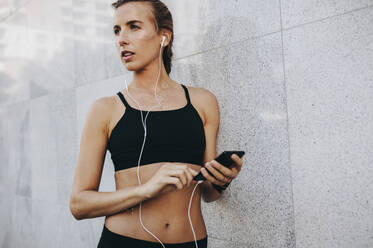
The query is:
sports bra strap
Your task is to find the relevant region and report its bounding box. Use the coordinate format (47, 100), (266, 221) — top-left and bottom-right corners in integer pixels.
(118, 84), (190, 108)
(181, 84), (191, 104)
(117, 91), (131, 109)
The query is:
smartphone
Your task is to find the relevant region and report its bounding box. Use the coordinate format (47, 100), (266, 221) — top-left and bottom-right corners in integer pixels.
(215, 151), (245, 168)
(193, 150), (245, 181)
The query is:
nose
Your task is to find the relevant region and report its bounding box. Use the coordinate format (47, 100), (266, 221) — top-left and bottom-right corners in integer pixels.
(118, 30), (129, 47)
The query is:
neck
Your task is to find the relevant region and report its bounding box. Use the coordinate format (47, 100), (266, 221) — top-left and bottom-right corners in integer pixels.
(129, 60), (175, 93)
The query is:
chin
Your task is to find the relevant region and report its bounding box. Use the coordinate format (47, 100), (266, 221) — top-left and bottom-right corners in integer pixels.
(123, 62), (140, 71)
(124, 59), (152, 73)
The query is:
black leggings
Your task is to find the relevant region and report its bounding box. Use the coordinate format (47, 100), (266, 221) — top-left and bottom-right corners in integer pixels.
(97, 224), (208, 248)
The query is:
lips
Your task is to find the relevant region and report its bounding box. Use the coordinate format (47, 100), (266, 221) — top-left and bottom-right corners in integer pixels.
(121, 50), (135, 57)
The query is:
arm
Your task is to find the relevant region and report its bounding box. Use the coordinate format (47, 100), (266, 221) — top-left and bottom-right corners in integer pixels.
(200, 179), (223, 203)
(69, 97), (150, 220)
(196, 88), (223, 203)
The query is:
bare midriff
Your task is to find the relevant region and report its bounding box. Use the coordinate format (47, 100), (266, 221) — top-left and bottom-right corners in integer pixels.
(105, 87), (207, 243)
(104, 162), (207, 244)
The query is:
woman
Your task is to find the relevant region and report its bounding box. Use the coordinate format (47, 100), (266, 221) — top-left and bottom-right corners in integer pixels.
(69, 0), (243, 247)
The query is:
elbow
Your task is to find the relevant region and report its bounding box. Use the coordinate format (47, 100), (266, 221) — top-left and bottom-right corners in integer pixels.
(202, 190), (223, 203)
(203, 194), (221, 203)
(202, 195), (210, 203)
(202, 193), (216, 203)
(70, 206), (83, 220)
(69, 194), (85, 220)
(70, 201), (82, 220)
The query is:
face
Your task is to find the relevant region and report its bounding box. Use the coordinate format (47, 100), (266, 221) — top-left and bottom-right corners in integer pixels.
(113, 2), (164, 71)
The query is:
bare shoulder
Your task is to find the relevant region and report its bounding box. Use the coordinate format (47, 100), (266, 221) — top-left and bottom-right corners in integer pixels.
(184, 85), (219, 125)
(85, 95), (116, 137)
(90, 95), (114, 113)
(185, 85), (216, 99)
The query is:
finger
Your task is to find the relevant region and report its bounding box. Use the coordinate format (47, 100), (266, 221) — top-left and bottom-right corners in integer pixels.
(167, 169), (183, 176)
(190, 169), (199, 181)
(190, 169), (199, 185)
(230, 167), (238, 179)
(205, 163), (231, 184)
(231, 154), (243, 167)
(190, 168), (199, 176)
(169, 169), (187, 186)
(185, 168), (194, 187)
(167, 177), (183, 190)
(230, 155), (243, 173)
(179, 170), (187, 186)
(179, 165), (198, 185)
(176, 177), (183, 189)
(209, 160), (235, 178)
(200, 167), (225, 186)
(174, 177), (183, 189)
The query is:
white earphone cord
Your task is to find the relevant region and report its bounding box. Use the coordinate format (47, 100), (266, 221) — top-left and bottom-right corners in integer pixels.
(123, 36), (203, 248)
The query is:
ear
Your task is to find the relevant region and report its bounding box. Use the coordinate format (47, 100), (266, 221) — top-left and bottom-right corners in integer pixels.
(161, 30), (172, 47)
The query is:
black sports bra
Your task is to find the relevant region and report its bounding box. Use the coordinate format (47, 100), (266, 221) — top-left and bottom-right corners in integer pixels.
(106, 84), (206, 172)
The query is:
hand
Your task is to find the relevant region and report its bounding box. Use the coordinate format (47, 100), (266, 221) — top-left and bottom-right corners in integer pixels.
(143, 162), (199, 199)
(201, 154), (243, 187)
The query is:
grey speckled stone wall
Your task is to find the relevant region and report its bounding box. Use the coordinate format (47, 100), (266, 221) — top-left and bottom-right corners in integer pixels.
(1, 0), (372, 247)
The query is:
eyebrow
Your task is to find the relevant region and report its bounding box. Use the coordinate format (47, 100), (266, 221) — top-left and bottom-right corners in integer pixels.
(113, 20), (143, 29)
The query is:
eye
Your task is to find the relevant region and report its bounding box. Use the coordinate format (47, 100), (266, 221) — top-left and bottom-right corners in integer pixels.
(113, 24), (138, 35)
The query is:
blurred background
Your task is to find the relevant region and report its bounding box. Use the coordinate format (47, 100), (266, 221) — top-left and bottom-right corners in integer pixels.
(0, 0), (372, 247)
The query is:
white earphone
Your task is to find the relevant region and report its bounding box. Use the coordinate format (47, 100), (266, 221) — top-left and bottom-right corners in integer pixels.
(123, 33), (203, 248)
(161, 35), (166, 47)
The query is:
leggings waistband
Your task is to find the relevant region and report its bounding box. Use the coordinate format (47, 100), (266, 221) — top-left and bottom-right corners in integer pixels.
(98, 224), (208, 248)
